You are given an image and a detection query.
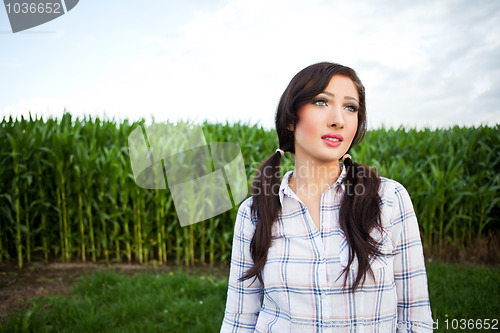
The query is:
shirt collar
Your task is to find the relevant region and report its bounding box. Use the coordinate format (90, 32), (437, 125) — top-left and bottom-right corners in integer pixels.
(278, 162), (347, 208)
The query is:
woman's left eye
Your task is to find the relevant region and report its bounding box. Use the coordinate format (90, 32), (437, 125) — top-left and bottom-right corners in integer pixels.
(344, 105), (358, 112)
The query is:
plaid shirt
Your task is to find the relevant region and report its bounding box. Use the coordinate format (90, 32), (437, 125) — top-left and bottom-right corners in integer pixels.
(221, 167), (434, 332)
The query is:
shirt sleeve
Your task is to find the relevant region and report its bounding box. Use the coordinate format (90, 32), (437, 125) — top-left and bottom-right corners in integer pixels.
(391, 183), (434, 333)
(220, 198), (263, 332)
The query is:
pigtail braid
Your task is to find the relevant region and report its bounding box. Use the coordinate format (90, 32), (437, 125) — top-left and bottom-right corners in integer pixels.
(239, 150), (283, 286)
(339, 156), (385, 292)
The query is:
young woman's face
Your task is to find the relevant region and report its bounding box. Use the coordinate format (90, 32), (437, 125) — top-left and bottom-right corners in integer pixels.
(294, 75), (359, 164)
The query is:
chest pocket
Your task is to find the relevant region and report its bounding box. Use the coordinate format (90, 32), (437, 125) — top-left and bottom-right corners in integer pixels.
(338, 226), (394, 274)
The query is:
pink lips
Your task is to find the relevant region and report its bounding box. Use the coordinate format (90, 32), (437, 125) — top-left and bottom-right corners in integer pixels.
(321, 133), (343, 147)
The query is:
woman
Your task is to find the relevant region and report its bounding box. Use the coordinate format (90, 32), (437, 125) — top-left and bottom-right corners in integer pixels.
(221, 62), (433, 332)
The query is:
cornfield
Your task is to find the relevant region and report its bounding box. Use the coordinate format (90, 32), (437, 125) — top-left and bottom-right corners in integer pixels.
(0, 112), (498, 268)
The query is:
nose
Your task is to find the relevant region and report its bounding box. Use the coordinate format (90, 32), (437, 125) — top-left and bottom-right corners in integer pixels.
(328, 104), (344, 129)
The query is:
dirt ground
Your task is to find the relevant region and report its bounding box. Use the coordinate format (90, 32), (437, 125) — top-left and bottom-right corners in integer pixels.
(0, 260), (230, 321)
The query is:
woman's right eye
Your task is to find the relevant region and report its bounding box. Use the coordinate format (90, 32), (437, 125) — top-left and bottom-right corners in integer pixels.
(313, 99), (328, 107)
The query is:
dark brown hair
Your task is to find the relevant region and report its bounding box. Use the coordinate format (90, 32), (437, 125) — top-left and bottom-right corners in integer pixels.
(239, 62), (385, 292)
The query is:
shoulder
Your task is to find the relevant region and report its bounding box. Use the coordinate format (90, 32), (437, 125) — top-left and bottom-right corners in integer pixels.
(378, 177), (417, 227)
(378, 178), (420, 248)
(234, 196), (257, 226)
(239, 196), (253, 209)
(237, 196), (253, 214)
(379, 176), (413, 204)
(232, 196), (259, 242)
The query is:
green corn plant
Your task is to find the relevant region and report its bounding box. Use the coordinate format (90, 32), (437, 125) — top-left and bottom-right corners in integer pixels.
(0, 111), (498, 266)
(23, 178), (30, 263)
(20, 114), (37, 264)
(175, 225), (183, 266)
(134, 186), (144, 263)
(119, 166), (134, 264)
(117, 123), (133, 263)
(70, 117), (85, 261)
(109, 146), (121, 262)
(182, 227), (189, 266)
(155, 189), (162, 264)
(51, 113), (75, 262)
(189, 224), (194, 266)
(161, 193), (173, 265)
(34, 145), (51, 263)
(165, 199), (178, 265)
(208, 217), (216, 266)
(7, 132), (23, 268)
(76, 164), (85, 262)
(97, 150), (108, 262)
(200, 219), (206, 265)
(121, 174), (132, 264)
(84, 120), (98, 263)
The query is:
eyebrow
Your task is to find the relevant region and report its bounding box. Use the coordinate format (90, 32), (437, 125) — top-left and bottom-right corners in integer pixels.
(321, 91), (359, 103)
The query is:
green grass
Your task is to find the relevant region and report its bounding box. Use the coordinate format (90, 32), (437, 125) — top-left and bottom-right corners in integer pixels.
(1, 262), (499, 332)
(0, 268), (229, 333)
(427, 261), (500, 332)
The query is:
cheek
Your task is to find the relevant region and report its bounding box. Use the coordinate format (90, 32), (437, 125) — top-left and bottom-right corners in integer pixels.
(347, 115), (359, 141)
(296, 109), (318, 138)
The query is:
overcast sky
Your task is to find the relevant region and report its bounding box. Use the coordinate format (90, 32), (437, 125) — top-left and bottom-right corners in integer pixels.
(1, 0), (499, 129)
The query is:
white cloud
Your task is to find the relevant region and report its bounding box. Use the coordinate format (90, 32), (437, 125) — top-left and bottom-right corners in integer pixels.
(1, 0), (499, 129)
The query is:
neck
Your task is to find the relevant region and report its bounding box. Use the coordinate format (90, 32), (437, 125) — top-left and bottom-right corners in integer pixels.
(290, 156), (341, 198)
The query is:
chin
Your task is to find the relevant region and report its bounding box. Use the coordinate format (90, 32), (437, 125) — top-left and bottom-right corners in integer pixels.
(315, 155), (342, 164)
